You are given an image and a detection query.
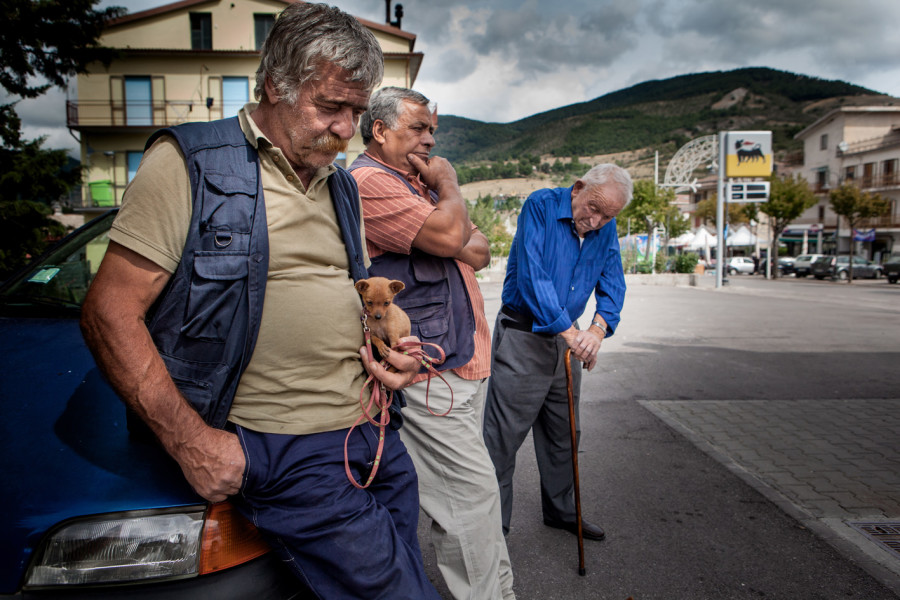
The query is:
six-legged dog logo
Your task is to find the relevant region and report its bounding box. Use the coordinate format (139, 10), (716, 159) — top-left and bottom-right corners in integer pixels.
(735, 139), (766, 164)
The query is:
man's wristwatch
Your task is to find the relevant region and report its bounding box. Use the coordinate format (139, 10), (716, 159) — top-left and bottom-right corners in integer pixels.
(591, 320), (607, 335)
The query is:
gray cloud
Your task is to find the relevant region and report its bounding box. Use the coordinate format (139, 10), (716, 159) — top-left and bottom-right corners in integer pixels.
(11, 0), (900, 142)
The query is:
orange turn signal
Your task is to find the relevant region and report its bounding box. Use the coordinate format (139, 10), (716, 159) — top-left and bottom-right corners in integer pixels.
(199, 501), (271, 574)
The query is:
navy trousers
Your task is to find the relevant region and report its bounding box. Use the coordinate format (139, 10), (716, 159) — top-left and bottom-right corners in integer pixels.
(233, 423), (440, 599)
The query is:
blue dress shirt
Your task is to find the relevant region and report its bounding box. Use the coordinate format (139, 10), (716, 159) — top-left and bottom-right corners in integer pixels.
(501, 186), (626, 336)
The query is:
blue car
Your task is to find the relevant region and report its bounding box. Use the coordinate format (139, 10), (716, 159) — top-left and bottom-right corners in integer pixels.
(0, 211), (307, 598)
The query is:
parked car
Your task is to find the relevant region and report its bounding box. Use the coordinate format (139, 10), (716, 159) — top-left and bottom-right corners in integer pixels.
(757, 256), (793, 276)
(779, 256), (796, 275)
(726, 256), (756, 275)
(884, 255), (900, 284)
(0, 211), (307, 598)
(810, 255), (884, 280)
(792, 254), (825, 278)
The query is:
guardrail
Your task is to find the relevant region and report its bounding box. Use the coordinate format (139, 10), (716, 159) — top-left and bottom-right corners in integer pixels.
(66, 99), (225, 127)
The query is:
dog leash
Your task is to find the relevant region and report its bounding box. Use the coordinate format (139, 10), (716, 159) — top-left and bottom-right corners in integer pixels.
(344, 315), (454, 489)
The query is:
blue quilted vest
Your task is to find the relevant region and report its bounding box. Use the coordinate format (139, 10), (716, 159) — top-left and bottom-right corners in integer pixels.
(348, 153), (475, 372)
(145, 117), (367, 428)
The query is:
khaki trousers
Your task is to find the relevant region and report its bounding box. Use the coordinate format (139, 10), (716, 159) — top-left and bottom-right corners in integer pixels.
(400, 373), (516, 600)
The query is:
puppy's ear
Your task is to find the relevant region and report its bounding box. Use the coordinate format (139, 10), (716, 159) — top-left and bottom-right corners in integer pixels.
(355, 280), (369, 294)
(389, 280), (405, 294)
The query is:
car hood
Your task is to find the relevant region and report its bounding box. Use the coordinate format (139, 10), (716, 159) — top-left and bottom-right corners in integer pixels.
(0, 316), (200, 593)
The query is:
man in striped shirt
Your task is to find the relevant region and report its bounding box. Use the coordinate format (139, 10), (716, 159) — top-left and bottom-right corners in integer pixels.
(350, 87), (515, 600)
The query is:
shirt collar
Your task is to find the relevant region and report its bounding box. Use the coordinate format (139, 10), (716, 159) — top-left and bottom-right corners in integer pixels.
(363, 151), (430, 198)
(556, 186), (575, 221)
(238, 102), (264, 149)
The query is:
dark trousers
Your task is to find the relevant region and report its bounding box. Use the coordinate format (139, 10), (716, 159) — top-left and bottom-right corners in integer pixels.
(233, 423), (440, 599)
(483, 312), (582, 534)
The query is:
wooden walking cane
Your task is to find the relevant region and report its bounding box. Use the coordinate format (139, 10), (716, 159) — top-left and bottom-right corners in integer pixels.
(564, 349), (586, 576)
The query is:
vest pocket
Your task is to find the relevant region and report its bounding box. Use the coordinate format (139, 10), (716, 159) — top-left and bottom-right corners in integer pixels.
(182, 253), (249, 342)
(403, 294), (454, 363)
(160, 353), (226, 423)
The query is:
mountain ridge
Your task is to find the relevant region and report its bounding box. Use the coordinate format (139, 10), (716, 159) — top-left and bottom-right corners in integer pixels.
(432, 67), (896, 167)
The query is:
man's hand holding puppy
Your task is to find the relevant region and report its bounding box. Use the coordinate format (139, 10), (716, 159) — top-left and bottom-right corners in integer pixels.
(360, 335), (423, 390)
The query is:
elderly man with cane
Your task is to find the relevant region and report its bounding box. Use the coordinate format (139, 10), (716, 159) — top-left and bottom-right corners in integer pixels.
(483, 164), (632, 554)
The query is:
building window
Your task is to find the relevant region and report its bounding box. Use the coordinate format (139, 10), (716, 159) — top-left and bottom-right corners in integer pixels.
(816, 169), (828, 191)
(819, 134), (828, 150)
(818, 205), (825, 221)
(191, 13), (212, 50)
(844, 165), (855, 181)
(862, 162), (875, 187)
(254, 14), (275, 50)
(884, 158), (897, 186)
(222, 77), (249, 119)
(127, 151), (144, 183)
(124, 76), (152, 126)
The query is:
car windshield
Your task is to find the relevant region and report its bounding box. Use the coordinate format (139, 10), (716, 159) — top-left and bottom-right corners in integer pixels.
(0, 211), (115, 317)
(886, 256), (900, 265)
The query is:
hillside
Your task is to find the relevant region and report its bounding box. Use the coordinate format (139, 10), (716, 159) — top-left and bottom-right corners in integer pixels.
(434, 67), (896, 170)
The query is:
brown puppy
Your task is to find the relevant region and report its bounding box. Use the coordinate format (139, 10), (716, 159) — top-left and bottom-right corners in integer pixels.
(355, 277), (411, 361)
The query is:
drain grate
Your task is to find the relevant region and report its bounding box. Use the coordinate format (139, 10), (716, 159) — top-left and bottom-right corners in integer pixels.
(849, 522), (900, 559)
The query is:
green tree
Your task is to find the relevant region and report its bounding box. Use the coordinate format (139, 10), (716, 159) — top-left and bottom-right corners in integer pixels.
(1, 0), (123, 144)
(694, 195), (753, 227)
(1, 0), (124, 275)
(759, 174), (818, 278)
(828, 183), (890, 282)
(0, 199), (66, 278)
(617, 180), (686, 271)
(468, 194), (515, 263)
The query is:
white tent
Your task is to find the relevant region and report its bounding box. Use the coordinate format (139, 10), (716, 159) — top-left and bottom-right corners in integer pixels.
(727, 224), (757, 247)
(671, 231), (695, 247)
(688, 227), (717, 249)
(688, 227), (716, 265)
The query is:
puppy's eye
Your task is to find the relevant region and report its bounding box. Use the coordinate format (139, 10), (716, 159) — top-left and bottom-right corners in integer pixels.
(383, 301), (390, 307)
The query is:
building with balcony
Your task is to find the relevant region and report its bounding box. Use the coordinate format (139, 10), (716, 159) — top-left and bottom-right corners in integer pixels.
(793, 106), (900, 261)
(68, 0), (422, 217)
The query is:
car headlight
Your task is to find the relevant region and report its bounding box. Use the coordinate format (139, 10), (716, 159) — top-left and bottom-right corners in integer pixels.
(25, 509), (204, 586)
(25, 503), (270, 588)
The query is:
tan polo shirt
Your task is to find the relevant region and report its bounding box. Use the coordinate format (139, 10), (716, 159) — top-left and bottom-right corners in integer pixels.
(111, 103), (369, 435)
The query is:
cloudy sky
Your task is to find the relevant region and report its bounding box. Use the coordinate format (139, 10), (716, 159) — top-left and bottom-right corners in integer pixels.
(12, 0), (900, 155)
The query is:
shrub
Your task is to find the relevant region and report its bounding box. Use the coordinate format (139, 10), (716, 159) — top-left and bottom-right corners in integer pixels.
(674, 253), (699, 273)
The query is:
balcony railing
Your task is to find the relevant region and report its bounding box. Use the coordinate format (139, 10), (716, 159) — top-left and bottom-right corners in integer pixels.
(836, 173), (900, 192)
(66, 99), (233, 128)
(836, 131), (900, 156)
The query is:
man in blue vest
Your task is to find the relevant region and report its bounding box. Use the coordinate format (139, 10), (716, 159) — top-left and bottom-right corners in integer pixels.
(81, 4), (439, 599)
(350, 88), (514, 600)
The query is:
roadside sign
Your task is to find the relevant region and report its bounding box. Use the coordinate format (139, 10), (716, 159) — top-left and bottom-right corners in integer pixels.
(728, 181), (770, 202)
(725, 131), (772, 178)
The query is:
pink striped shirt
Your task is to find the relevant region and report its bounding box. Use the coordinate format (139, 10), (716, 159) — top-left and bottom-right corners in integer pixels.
(352, 153), (491, 382)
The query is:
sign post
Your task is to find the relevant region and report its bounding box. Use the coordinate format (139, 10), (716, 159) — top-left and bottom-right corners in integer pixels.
(716, 131), (773, 288)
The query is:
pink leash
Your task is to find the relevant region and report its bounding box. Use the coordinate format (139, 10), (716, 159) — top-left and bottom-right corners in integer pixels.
(344, 315), (454, 489)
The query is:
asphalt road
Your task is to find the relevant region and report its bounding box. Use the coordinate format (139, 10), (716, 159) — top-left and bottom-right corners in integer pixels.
(418, 273), (900, 600)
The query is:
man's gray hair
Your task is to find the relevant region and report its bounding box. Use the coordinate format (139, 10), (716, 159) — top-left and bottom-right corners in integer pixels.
(254, 3), (384, 105)
(359, 87), (431, 145)
(580, 164), (634, 207)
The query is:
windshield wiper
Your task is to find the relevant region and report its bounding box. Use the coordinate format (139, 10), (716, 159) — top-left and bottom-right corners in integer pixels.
(0, 294), (81, 311)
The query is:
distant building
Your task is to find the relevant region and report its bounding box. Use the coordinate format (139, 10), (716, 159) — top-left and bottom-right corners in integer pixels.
(68, 0), (422, 218)
(793, 106), (900, 260)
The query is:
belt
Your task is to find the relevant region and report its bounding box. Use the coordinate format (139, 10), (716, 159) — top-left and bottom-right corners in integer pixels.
(500, 305), (536, 333)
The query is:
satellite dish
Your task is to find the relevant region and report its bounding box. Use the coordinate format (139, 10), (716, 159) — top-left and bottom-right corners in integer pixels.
(838, 140), (849, 152)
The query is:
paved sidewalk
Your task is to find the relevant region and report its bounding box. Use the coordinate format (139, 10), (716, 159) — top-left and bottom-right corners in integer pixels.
(644, 398), (900, 592)
(448, 274), (900, 598)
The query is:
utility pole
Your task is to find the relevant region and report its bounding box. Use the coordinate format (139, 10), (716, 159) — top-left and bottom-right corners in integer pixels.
(716, 132), (726, 289)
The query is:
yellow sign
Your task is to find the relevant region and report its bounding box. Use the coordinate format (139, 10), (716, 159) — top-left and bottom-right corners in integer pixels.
(725, 131), (773, 178)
